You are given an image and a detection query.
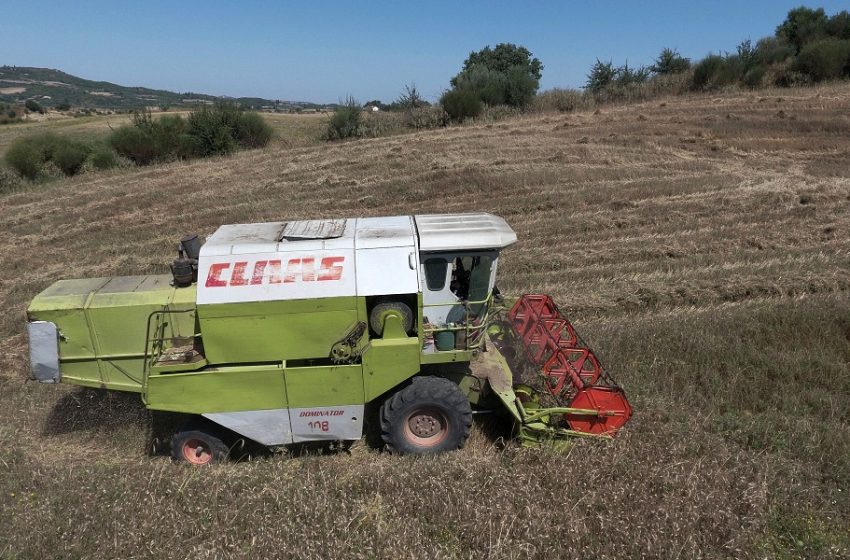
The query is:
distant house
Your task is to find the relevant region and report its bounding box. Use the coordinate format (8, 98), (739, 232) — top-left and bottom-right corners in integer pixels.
(364, 104), (380, 112)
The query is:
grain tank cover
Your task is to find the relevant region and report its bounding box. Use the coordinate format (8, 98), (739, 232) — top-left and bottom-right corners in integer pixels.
(414, 213), (517, 252)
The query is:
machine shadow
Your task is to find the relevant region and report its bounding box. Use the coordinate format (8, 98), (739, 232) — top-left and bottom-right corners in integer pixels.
(42, 387), (150, 437)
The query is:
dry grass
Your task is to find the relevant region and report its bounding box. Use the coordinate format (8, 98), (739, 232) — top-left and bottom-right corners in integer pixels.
(1, 83), (850, 559)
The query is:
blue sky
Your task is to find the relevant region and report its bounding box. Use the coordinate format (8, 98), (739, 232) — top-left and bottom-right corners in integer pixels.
(1, 1), (847, 103)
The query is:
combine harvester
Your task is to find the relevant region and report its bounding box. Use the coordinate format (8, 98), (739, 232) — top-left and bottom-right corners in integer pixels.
(26, 213), (631, 464)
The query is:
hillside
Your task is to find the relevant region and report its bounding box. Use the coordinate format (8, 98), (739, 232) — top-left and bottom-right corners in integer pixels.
(1, 84), (849, 558)
(0, 66), (328, 110)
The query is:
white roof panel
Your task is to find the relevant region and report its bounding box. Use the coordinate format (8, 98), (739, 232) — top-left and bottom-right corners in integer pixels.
(355, 215), (416, 249)
(200, 214), (515, 256)
(414, 213), (517, 251)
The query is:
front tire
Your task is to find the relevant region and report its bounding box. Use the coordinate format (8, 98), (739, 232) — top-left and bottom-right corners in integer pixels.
(380, 376), (472, 454)
(172, 427), (229, 465)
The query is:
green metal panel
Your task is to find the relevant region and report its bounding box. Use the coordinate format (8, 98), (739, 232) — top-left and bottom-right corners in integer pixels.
(362, 316), (421, 402)
(26, 275), (196, 392)
(197, 297), (363, 364)
(284, 364), (364, 407)
(144, 364), (286, 414)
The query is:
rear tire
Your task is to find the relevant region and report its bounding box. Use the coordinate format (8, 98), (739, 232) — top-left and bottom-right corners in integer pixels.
(380, 376), (472, 454)
(171, 427), (229, 465)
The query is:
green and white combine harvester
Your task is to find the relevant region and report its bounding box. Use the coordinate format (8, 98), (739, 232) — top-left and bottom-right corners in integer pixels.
(26, 214), (631, 464)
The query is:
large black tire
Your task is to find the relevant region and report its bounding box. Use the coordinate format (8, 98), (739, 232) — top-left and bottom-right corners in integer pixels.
(171, 426), (229, 465)
(370, 301), (414, 336)
(380, 376), (472, 454)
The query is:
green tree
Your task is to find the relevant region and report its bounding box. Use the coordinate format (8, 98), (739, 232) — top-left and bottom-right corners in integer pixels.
(448, 43), (542, 108)
(776, 7), (829, 52)
(585, 59), (617, 94)
(827, 10), (850, 40)
(651, 48), (691, 75)
(452, 43), (543, 84)
(796, 38), (850, 81)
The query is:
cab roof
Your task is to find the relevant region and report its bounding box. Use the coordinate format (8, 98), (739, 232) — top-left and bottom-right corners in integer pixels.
(414, 213), (517, 252)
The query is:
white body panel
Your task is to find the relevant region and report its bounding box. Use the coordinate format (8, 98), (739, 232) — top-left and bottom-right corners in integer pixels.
(203, 405), (365, 445)
(197, 216), (423, 304)
(197, 249), (356, 305)
(290, 405), (364, 442)
(356, 247), (419, 297)
(203, 409), (293, 446)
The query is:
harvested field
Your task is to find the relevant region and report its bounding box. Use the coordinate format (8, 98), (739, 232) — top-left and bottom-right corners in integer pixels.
(1, 84), (849, 558)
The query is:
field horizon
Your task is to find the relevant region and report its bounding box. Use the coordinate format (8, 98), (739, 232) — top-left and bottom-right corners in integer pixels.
(1, 83), (849, 558)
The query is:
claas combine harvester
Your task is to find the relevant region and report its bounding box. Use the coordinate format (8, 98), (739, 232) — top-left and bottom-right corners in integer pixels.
(26, 213), (631, 464)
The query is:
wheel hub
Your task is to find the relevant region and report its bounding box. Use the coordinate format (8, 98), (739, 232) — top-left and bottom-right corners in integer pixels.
(183, 438), (212, 465)
(408, 410), (444, 438)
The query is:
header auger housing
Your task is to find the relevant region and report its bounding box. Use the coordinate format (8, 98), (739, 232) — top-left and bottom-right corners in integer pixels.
(26, 213), (632, 464)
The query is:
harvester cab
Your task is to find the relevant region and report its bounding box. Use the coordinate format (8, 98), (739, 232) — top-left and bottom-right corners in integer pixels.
(26, 213), (631, 464)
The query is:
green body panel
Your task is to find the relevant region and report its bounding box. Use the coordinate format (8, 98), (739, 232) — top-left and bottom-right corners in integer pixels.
(27, 275), (196, 392)
(145, 364), (286, 414)
(197, 297), (364, 364)
(361, 315), (421, 401)
(285, 364), (364, 407)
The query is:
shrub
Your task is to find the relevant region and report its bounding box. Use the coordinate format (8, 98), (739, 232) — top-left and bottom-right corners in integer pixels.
(235, 111), (274, 148)
(440, 89), (482, 122)
(56, 101), (71, 111)
(796, 38), (850, 81)
(402, 106), (447, 129)
(25, 99), (45, 114)
(110, 125), (159, 165)
(89, 145), (119, 170)
(691, 55), (726, 90)
(743, 65), (767, 88)
(325, 98), (362, 140)
(52, 142), (90, 176)
(5, 133), (91, 179)
(652, 48), (691, 75)
(532, 88), (587, 113)
(756, 37), (795, 65)
(186, 104), (238, 155)
(585, 60), (617, 94)
(6, 136), (48, 179)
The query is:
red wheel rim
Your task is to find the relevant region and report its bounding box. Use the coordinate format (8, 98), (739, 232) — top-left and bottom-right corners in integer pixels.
(182, 438), (213, 465)
(403, 407), (449, 448)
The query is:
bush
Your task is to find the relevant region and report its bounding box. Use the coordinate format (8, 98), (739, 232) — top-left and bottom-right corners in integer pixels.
(532, 88), (587, 112)
(652, 48), (691, 75)
(6, 137), (47, 179)
(440, 89), (482, 122)
(56, 101), (71, 111)
(5, 133), (91, 179)
(186, 104), (238, 155)
(235, 111), (274, 148)
(325, 98), (362, 140)
(110, 103), (271, 162)
(586, 60), (617, 94)
(743, 65), (768, 88)
(691, 55), (727, 90)
(25, 99), (45, 114)
(52, 142), (90, 176)
(89, 145), (119, 170)
(110, 125), (159, 165)
(796, 38), (850, 81)
(402, 105), (447, 129)
(755, 37), (795, 65)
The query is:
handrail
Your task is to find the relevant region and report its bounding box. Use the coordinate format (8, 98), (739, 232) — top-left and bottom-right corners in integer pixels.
(421, 294), (493, 351)
(142, 307), (199, 388)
